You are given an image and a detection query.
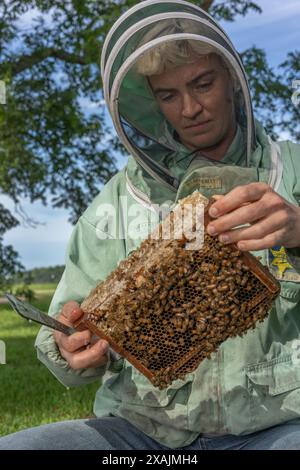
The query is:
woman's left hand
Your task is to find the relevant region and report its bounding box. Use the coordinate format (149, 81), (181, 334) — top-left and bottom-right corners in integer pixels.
(206, 182), (300, 251)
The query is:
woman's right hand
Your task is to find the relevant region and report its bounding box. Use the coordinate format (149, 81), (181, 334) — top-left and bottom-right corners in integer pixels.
(53, 301), (109, 370)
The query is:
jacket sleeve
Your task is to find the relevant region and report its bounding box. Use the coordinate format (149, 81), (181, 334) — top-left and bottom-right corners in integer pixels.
(34, 208), (126, 388)
(282, 141), (300, 264)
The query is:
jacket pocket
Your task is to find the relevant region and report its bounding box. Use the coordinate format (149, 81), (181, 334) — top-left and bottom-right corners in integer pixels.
(275, 280), (300, 325)
(279, 280), (300, 301)
(122, 360), (194, 408)
(245, 354), (300, 430)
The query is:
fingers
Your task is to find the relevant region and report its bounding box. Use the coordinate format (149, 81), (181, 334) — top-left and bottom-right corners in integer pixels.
(207, 186), (289, 240)
(207, 199), (270, 237)
(60, 339), (110, 370)
(53, 301), (109, 370)
(235, 230), (285, 252)
(54, 301), (91, 352)
(216, 213), (288, 248)
(57, 329), (92, 353)
(59, 301), (83, 326)
(206, 185), (297, 250)
(209, 183), (271, 218)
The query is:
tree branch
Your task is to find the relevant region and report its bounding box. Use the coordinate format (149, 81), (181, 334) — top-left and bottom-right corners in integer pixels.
(201, 0), (214, 12)
(6, 48), (88, 76)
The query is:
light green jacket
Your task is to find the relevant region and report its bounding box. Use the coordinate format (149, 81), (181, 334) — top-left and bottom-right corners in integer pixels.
(35, 121), (300, 449)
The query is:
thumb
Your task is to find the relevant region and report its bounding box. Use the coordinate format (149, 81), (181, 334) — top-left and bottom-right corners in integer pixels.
(60, 301), (83, 326)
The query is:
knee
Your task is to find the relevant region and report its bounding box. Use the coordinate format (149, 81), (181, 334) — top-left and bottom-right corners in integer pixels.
(269, 432), (300, 450)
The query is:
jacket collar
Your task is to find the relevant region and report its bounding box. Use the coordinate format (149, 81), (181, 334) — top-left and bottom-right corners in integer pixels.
(126, 119), (272, 203)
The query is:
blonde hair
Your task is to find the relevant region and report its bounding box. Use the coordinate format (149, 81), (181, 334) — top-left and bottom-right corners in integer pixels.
(134, 19), (242, 109)
(136, 39), (221, 76)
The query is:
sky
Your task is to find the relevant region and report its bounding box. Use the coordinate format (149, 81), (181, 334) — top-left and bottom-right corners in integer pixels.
(2, 0), (300, 270)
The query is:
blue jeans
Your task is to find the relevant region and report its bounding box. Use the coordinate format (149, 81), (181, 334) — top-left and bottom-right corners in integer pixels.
(1, 417), (300, 450)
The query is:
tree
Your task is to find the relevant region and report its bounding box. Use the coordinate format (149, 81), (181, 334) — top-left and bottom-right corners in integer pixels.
(0, 203), (24, 292)
(0, 1), (299, 291)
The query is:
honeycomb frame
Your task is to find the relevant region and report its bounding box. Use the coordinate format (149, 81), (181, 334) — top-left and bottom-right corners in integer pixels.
(75, 192), (281, 388)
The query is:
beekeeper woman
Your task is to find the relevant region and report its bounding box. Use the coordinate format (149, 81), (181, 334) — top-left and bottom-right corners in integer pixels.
(1, 0), (300, 450)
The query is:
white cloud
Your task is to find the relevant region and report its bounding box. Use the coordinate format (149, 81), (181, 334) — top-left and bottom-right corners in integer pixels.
(1, 195), (73, 268)
(223, 0), (300, 32)
(277, 130), (294, 141)
(15, 7), (54, 30)
(5, 215), (72, 245)
(221, 0), (300, 67)
(7, 240), (69, 269)
(79, 97), (106, 112)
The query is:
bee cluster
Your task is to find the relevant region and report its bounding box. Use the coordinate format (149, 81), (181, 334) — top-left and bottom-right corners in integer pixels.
(79, 192), (280, 389)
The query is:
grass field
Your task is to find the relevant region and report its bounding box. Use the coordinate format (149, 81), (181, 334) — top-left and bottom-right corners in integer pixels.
(0, 285), (100, 437)
(13, 282), (58, 298)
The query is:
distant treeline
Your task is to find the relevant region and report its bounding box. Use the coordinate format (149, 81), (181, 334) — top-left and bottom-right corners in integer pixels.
(15, 265), (64, 284)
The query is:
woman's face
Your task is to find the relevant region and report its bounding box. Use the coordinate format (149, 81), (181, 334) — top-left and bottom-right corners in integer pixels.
(148, 54), (237, 160)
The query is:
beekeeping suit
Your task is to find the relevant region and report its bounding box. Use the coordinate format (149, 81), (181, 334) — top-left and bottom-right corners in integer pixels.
(35, 1), (300, 448)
